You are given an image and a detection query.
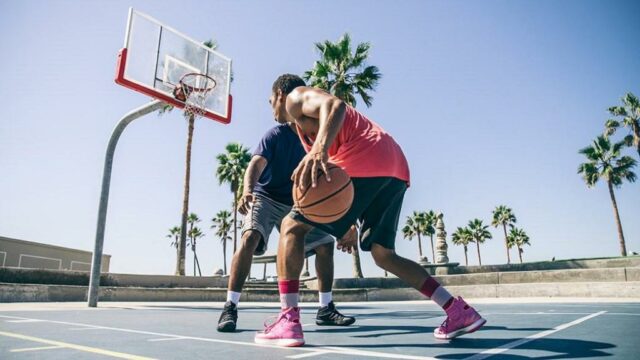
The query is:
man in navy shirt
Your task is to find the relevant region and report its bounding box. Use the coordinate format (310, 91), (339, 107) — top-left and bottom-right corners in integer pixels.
(217, 122), (355, 332)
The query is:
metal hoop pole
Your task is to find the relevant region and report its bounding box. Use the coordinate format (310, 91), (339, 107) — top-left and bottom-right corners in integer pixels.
(88, 100), (165, 307)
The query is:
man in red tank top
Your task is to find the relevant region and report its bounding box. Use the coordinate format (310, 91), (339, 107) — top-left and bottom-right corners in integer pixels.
(254, 74), (486, 347)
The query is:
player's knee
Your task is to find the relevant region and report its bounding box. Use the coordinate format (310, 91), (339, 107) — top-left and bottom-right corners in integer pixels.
(371, 244), (395, 269)
(240, 230), (262, 252)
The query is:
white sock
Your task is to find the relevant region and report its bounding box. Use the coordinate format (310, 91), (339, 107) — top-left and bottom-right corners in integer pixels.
(319, 292), (332, 307)
(227, 291), (241, 305)
(280, 293), (299, 308)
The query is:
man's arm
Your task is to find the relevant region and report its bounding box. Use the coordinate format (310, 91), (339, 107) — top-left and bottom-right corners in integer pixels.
(287, 87), (346, 190)
(238, 155), (268, 215)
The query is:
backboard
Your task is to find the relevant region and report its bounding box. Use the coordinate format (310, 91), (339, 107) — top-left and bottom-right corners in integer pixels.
(115, 8), (232, 124)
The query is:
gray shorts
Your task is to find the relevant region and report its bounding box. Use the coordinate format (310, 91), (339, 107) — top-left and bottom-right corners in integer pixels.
(242, 193), (334, 256)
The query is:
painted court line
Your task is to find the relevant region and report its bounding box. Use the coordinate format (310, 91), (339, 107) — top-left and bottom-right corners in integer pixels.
(147, 337), (188, 342)
(287, 350), (332, 359)
(6, 319), (44, 323)
(0, 331), (154, 360)
(0, 314), (416, 359)
(463, 311), (607, 360)
(10, 345), (64, 352)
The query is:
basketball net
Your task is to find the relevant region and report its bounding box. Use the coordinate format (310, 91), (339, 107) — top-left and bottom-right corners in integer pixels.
(177, 73), (217, 119)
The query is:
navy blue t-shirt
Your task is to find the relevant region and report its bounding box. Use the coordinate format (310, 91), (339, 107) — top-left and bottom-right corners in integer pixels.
(252, 124), (306, 205)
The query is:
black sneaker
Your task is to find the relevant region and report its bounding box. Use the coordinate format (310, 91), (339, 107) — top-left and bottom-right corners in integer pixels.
(217, 301), (238, 332)
(315, 301), (356, 326)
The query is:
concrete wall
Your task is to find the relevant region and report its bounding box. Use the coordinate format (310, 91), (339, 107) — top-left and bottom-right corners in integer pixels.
(0, 236), (110, 272)
(445, 255), (640, 274)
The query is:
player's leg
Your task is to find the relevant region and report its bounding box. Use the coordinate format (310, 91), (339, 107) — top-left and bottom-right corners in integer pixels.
(254, 216), (312, 346)
(305, 232), (355, 326)
(361, 178), (486, 339)
(219, 194), (288, 332)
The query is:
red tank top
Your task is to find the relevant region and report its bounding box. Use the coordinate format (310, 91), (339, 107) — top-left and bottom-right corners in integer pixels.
(297, 106), (410, 183)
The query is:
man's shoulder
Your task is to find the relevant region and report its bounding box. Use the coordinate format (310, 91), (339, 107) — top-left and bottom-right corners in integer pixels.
(263, 124), (291, 138)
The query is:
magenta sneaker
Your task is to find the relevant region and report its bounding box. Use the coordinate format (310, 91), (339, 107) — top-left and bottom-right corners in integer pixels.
(254, 307), (305, 347)
(434, 296), (486, 340)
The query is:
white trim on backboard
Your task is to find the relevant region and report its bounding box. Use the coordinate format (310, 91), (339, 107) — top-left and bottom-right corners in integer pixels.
(70, 261), (91, 271)
(126, 9), (232, 62)
(162, 55), (200, 86)
(0, 251), (6, 267)
(18, 254), (62, 270)
(124, 7), (134, 49)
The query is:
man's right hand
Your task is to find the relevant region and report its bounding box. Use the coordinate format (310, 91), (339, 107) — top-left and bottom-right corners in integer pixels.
(238, 193), (255, 215)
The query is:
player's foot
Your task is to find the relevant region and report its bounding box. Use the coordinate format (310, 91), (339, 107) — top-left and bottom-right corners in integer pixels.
(434, 296), (486, 340)
(217, 301), (238, 332)
(316, 301), (356, 326)
(254, 307), (305, 347)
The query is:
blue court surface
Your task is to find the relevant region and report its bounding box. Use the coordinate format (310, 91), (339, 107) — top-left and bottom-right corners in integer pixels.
(1, 299), (638, 359)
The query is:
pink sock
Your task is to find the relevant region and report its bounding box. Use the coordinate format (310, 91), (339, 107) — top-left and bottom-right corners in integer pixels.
(278, 279), (299, 309)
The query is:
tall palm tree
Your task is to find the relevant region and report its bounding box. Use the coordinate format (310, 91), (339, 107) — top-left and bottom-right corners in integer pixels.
(304, 33), (382, 277)
(468, 219), (492, 266)
(216, 143), (251, 254)
(188, 226), (204, 276)
(451, 227), (473, 266)
(157, 39), (227, 276)
(303, 33), (382, 108)
(491, 205), (517, 264)
(211, 210), (233, 275)
(187, 213), (202, 276)
(578, 136), (637, 256)
(402, 211), (428, 261)
(606, 92), (640, 159)
(507, 227), (530, 264)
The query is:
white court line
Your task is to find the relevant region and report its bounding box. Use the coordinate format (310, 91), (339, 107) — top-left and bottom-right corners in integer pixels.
(68, 327), (105, 330)
(11, 345), (64, 352)
(6, 319), (44, 323)
(463, 311), (607, 360)
(0, 314), (425, 359)
(147, 337), (188, 342)
(287, 350), (332, 359)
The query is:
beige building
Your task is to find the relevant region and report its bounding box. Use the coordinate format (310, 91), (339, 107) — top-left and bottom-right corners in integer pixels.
(0, 236), (110, 272)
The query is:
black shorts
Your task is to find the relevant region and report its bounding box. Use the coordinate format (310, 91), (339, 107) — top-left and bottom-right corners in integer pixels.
(290, 177), (407, 252)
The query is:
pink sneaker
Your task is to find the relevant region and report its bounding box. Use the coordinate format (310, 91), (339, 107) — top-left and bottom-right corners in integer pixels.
(254, 307), (305, 347)
(434, 297), (486, 340)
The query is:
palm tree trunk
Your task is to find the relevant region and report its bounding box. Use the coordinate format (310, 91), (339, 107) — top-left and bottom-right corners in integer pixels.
(223, 239), (227, 275)
(502, 224), (511, 264)
(463, 245), (468, 266)
(352, 249), (364, 278)
(430, 234), (435, 263)
(176, 116), (195, 276)
(233, 195), (238, 254)
(193, 248), (196, 276)
(475, 241), (482, 266)
(194, 251), (202, 276)
(417, 233), (423, 258)
(517, 246), (523, 264)
(607, 180), (627, 256)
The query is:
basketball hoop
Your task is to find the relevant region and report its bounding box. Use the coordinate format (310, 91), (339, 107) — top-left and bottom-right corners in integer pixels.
(173, 73), (217, 118)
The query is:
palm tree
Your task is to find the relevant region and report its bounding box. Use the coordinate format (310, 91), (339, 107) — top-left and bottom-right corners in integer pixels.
(156, 39), (225, 276)
(303, 33), (382, 108)
(451, 227), (473, 266)
(468, 219), (492, 266)
(211, 210), (233, 275)
(606, 92), (640, 159)
(166, 226), (181, 270)
(491, 205), (517, 264)
(303, 33), (382, 277)
(578, 136), (637, 256)
(187, 213), (202, 276)
(424, 211), (437, 262)
(216, 143), (251, 254)
(402, 211), (428, 261)
(188, 226), (204, 276)
(507, 227), (530, 264)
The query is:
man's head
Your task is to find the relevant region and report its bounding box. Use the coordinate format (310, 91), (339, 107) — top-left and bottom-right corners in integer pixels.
(270, 74), (305, 123)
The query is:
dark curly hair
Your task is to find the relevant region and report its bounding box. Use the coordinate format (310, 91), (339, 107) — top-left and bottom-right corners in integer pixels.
(272, 74), (306, 95)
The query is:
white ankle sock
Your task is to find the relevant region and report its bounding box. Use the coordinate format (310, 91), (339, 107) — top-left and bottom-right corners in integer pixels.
(227, 291), (241, 305)
(319, 292), (332, 307)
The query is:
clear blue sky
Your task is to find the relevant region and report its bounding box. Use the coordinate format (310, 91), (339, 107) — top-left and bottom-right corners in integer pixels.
(1, 0), (638, 278)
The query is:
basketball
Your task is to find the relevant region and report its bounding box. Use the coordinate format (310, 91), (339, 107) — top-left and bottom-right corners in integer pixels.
(293, 164), (354, 224)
